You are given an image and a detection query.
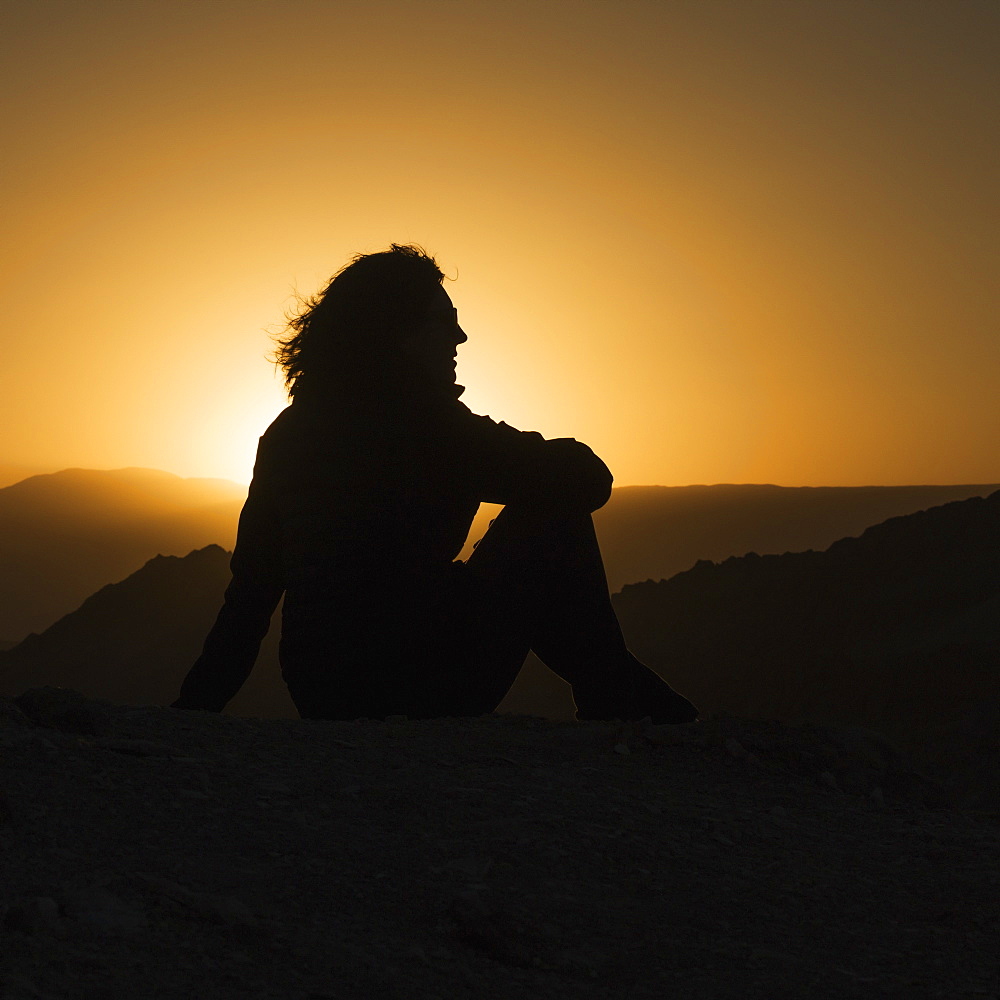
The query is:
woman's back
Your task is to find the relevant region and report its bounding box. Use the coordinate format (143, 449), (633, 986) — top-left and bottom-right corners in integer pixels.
(246, 393), (477, 661)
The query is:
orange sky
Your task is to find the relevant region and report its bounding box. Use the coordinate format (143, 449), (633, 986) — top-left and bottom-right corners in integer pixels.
(2, 0), (997, 488)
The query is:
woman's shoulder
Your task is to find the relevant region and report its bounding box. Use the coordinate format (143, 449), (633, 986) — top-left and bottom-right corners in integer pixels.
(260, 404), (296, 437)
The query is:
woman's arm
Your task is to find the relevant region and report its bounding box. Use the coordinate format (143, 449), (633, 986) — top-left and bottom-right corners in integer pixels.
(463, 413), (613, 513)
(172, 474), (284, 711)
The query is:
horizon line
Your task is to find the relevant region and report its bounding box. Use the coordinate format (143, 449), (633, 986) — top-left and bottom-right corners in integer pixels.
(2, 464), (999, 493)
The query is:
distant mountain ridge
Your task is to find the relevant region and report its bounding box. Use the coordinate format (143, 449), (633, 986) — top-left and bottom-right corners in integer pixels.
(0, 468), (246, 641)
(0, 467), (244, 514)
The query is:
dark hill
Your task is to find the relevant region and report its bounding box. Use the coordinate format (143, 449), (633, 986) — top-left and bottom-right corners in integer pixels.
(613, 490), (1000, 741)
(0, 545), (294, 717)
(0, 468), (245, 641)
(590, 483), (1000, 593)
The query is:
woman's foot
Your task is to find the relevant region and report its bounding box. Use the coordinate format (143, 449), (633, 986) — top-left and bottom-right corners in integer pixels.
(626, 661), (698, 724)
(573, 656), (698, 724)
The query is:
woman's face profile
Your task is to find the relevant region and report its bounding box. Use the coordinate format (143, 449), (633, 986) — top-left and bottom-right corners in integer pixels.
(398, 284), (468, 385)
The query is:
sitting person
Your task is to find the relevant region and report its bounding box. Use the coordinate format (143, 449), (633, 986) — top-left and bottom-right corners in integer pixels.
(173, 244), (697, 724)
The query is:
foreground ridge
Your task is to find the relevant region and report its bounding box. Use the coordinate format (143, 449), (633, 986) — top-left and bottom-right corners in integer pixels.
(2, 690), (998, 999)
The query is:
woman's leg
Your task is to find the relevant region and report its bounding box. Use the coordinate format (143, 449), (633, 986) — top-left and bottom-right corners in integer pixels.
(280, 506), (697, 722)
(280, 570), (530, 722)
(464, 506), (698, 723)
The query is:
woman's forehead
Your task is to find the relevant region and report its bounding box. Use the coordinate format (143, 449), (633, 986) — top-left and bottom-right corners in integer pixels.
(426, 284), (456, 315)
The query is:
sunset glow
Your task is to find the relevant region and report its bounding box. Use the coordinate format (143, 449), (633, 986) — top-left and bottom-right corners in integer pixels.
(2, 0), (997, 487)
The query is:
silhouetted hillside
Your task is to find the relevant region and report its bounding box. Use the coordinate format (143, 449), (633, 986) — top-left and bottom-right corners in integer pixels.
(613, 490), (1000, 741)
(590, 483), (1000, 592)
(0, 468), (245, 641)
(0, 546), (294, 718)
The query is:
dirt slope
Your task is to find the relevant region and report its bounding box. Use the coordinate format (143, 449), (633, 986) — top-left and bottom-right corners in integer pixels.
(2, 692), (998, 1000)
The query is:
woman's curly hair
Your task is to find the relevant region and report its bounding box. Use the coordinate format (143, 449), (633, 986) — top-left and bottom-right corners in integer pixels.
(274, 244), (445, 398)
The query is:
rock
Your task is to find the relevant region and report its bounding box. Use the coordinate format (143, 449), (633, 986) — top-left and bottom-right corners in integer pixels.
(446, 888), (543, 967)
(14, 688), (113, 736)
(822, 725), (902, 774)
(0, 729), (58, 751)
(0, 972), (41, 998)
(0, 698), (32, 727)
(724, 737), (761, 763)
(4, 897), (60, 934)
(197, 894), (257, 927)
(832, 765), (880, 796)
(94, 738), (172, 758)
(132, 874), (257, 927)
(60, 887), (148, 934)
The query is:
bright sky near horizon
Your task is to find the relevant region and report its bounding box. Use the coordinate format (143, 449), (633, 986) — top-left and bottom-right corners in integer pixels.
(2, 0), (997, 488)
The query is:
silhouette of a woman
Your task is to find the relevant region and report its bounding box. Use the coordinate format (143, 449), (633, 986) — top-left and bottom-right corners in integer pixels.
(174, 245), (697, 723)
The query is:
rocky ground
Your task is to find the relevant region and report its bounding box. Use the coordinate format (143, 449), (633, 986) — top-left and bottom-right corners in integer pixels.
(2, 688), (999, 1000)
